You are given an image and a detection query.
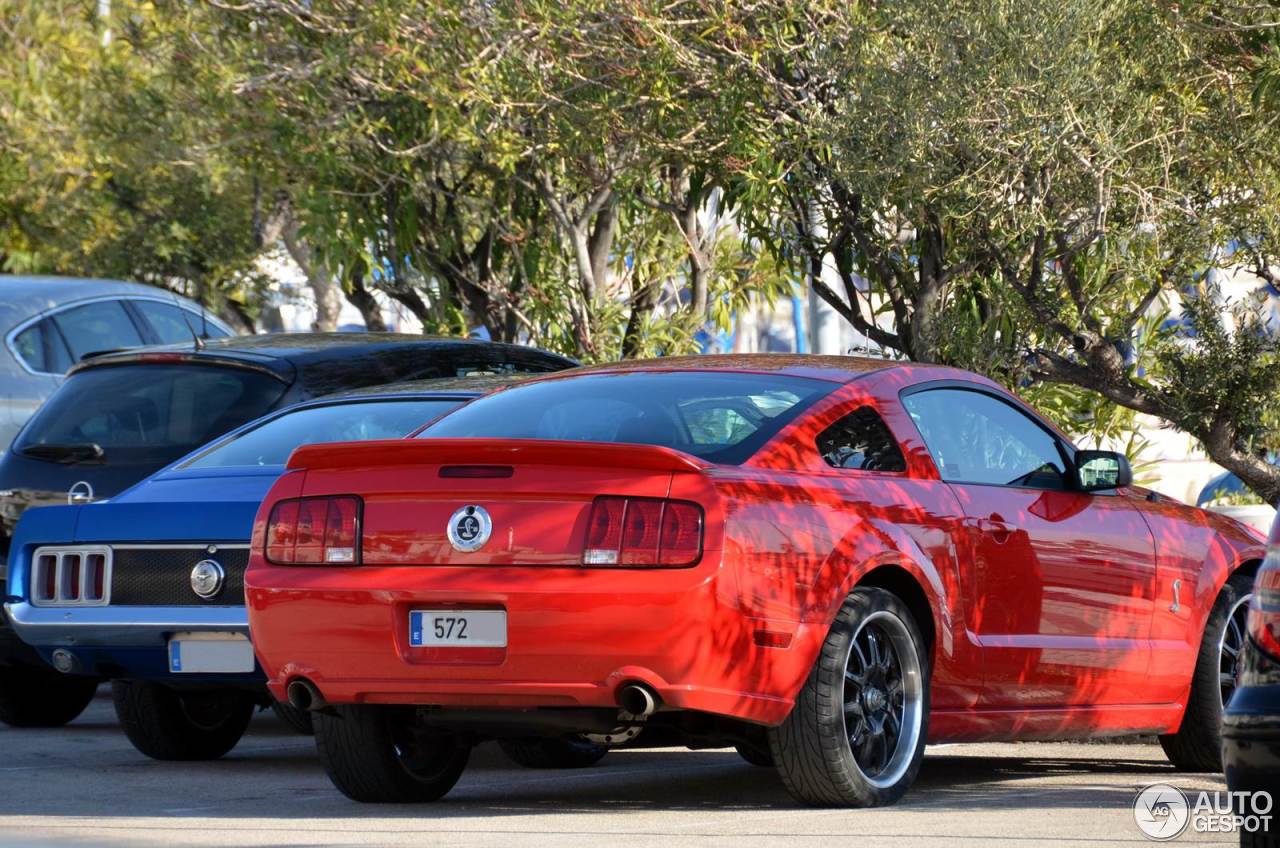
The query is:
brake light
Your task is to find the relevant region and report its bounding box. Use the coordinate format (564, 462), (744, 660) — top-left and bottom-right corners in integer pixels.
(1249, 537), (1280, 661)
(265, 496), (362, 565)
(583, 496), (703, 567)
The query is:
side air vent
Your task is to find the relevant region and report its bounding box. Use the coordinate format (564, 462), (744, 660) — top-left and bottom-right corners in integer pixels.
(30, 546), (111, 607)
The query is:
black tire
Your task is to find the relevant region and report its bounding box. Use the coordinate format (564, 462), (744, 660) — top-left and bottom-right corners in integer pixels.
(498, 736), (608, 769)
(111, 681), (254, 761)
(0, 665), (98, 728)
(271, 701), (315, 735)
(769, 586), (930, 807)
(314, 705), (470, 803)
(1160, 572), (1254, 772)
(735, 742), (774, 767)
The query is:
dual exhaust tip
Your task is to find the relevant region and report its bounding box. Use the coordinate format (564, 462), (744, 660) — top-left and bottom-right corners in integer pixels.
(284, 677), (660, 718)
(286, 678), (326, 712)
(617, 682), (658, 717)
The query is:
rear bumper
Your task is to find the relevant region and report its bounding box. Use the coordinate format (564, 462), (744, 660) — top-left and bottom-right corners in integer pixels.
(6, 602), (250, 647)
(3, 601), (261, 682)
(246, 563), (822, 725)
(1223, 684), (1280, 796)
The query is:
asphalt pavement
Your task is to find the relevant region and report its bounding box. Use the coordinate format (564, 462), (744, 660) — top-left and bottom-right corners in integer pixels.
(0, 691), (1240, 847)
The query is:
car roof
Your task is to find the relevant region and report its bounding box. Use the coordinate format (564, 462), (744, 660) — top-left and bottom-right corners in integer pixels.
(534, 353), (903, 383)
(69, 333), (578, 391)
(327, 373), (529, 399)
(0, 275), (214, 333)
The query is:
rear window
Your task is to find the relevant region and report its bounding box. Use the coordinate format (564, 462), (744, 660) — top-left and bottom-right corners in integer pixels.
(183, 398), (463, 469)
(419, 371), (834, 464)
(15, 364), (287, 465)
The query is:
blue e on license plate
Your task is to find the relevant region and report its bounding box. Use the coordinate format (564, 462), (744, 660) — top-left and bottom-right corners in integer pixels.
(168, 632), (255, 673)
(409, 610), (507, 647)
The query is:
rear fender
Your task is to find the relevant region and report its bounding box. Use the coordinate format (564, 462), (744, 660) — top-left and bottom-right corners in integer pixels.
(5, 504), (82, 602)
(808, 519), (947, 636)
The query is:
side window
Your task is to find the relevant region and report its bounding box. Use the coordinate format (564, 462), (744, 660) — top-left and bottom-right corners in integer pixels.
(902, 388), (1068, 489)
(133, 301), (196, 343)
(197, 313), (230, 338)
(133, 300), (228, 342)
(817, 406), (906, 472)
(11, 319), (72, 375)
(52, 301), (144, 361)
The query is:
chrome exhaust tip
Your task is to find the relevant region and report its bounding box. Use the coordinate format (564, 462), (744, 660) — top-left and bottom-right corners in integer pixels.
(617, 682), (659, 717)
(286, 678), (326, 712)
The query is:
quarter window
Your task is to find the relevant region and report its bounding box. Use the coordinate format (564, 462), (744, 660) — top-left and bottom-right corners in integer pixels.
(902, 388), (1069, 489)
(817, 406), (906, 472)
(12, 319), (73, 374)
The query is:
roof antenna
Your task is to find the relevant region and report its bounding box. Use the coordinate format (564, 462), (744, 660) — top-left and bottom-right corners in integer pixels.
(172, 290), (205, 351)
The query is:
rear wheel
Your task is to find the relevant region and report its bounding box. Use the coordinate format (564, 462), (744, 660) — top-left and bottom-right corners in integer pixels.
(271, 701), (314, 735)
(112, 681), (254, 761)
(770, 586), (929, 807)
(1160, 572), (1254, 772)
(0, 665), (98, 728)
(499, 736), (607, 769)
(314, 706), (470, 803)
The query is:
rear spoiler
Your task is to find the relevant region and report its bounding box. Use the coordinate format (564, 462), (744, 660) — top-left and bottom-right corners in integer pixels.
(286, 438), (711, 473)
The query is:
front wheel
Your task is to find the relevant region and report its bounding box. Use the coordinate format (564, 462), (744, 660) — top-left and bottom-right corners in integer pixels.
(1160, 572), (1254, 772)
(112, 681), (254, 761)
(0, 665), (99, 728)
(499, 736), (607, 769)
(314, 706), (470, 803)
(770, 586), (929, 807)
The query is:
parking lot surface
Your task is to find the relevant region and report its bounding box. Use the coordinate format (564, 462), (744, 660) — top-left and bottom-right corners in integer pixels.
(0, 692), (1237, 847)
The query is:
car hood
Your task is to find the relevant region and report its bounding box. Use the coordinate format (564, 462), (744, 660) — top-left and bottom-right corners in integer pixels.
(72, 467), (283, 544)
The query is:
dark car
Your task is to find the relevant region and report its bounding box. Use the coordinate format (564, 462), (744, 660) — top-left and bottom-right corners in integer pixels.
(3, 379), (504, 747)
(1224, 513), (1280, 847)
(0, 333), (574, 725)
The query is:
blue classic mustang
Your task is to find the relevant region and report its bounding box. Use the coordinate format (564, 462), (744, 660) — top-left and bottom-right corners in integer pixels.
(4, 380), (493, 760)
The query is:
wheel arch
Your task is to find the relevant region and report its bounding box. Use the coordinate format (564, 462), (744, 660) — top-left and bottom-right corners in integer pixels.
(855, 564), (936, 660)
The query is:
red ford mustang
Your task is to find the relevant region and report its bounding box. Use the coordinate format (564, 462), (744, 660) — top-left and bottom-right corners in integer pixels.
(244, 356), (1265, 807)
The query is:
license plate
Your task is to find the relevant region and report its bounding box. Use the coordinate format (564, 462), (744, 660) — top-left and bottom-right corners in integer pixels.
(409, 610), (507, 648)
(168, 632), (255, 674)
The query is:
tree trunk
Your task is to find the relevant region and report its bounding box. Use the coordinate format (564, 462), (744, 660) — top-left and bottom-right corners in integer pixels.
(622, 277), (661, 358)
(280, 226), (342, 332)
(345, 270), (387, 332)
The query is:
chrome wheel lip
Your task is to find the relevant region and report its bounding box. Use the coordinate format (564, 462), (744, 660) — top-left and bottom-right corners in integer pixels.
(1219, 593), (1252, 708)
(840, 609), (924, 790)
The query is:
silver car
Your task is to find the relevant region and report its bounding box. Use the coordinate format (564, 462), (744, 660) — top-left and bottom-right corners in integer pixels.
(0, 276), (234, 451)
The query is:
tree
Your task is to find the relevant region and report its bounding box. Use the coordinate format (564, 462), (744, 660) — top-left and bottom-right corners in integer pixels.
(687, 0), (1280, 502)
(0, 0), (268, 329)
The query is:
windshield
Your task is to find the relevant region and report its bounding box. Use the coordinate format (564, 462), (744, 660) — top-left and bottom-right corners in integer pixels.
(183, 398), (464, 469)
(15, 364), (287, 466)
(419, 371), (833, 464)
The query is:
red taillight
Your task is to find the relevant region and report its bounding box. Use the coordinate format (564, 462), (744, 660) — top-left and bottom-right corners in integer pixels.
(659, 501), (703, 566)
(1249, 546), (1280, 661)
(265, 496), (362, 565)
(583, 496), (703, 568)
(63, 554), (80, 601)
(584, 496), (626, 564)
(88, 554), (105, 601)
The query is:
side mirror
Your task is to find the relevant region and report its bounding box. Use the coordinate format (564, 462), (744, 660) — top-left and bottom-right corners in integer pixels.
(1074, 450), (1132, 492)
